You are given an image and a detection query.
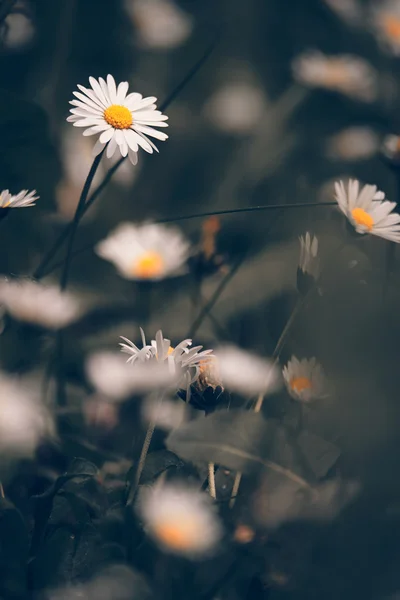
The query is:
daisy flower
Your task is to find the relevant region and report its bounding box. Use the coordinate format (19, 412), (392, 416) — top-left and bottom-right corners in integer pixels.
(297, 232), (319, 295)
(120, 328), (214, 387)
(136, 481), (223, 557)
(127, 0), (193, 49)
(215, 345), (280, 397)
(67, 74), (169, 165)
(95, 222), (190, 280)
(0, 278), (83, 329)
(282, 356), (326, 402)
(0, 188), (38, 209)
(292, 51), (377, 102)
(382, 134), (400, 165)
(326, 127), (379, 162)
(371, 0), (400, 55)
(334, 179), (400, 242)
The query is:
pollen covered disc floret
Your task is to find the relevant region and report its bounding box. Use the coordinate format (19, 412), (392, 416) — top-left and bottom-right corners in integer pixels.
(67, 74), (169, 165)
(334, 179), (400, 242)
(282, 356), (326, 403)
(136, 481), (223, 557)
(95, 222), (190, 281)
(0, 188), (38, 209)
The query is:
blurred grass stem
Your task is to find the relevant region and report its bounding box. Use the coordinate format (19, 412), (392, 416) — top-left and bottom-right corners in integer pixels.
(208, 462), (216, 499)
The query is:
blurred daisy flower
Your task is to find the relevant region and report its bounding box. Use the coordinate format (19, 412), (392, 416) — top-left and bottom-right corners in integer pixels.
(0, 373), (53, 460)
(282, 356), (326, 402)
(297, 232), (319, 296)
(120, 328), (214, 387)
(326, 127), (379, 161)
(335, 179), (400, 242)
(142, 395), (187, 431)
(292, 51), (377, 102)
(126, 0), (193, 49)
(95, 222), (190, 280)
(178, 355), (225, 414)
(323, 0), (363, 26)
(372, 0), (400, 55)
(136, 481), (223, 557)
(67, 74), (168, 164)
(382, 134), (400, 165)
(215, 345), (280, 397)
(0, 188), (38, 209)
(0, 279), (83, 329)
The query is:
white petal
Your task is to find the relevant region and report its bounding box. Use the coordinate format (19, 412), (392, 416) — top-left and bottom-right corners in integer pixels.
(99, 77), (111, 105)
(134, 96), (158, 110)
(116, 81), (129, 104)
(73, 118), (105, 127)
(100, 128), (115, 143)
(129, 149), (138, 165)
(133, 123), (168, 141)
(124, 92), (143, 109)
(77, 84), (107, 110)
(123, 128), (139, 152)
(107, 74), (118, 104)
(106, 136), (118, 158)
(73, 91), (102, 113)
(93, 139), (106, 156)
(88, 77), (110, 107)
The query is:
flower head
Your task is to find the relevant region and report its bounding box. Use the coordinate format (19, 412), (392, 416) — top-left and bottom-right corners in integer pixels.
(372, 0), (400, 55)
(127, 0), (193, 49)
(120, 328), (214, 388)
(292, 51), (377, 102)
(326, 127), (379, 161)
(95, 222), (190, 280)
(297, 232), (319, 296)
(382, 134), (400, 166)
(136, 481), (223, 557)
(282, 356), (326, 402)
(0, 278), (83, 329)
(334, 179), (400, 242)
(215, 345), (280, 397)
(67, 74), (168, 164)
(0, 188), (38, 209)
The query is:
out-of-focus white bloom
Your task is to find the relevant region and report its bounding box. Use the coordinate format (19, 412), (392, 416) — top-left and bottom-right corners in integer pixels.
(137, 481), (223, 557)
(292, 51), (378, 102)
(86, 351), (175, 399)
(204, 82), (267, 134)
(335, 179), (400, 242)
(4, 9), (34, 50)
(0, 188), (38, 208)
(382, 133), (400, 163)
(0, 374), (53, 460)
(0, 279), (83, 328)
(215, 345), (280, 397)
(126, 0), (193, 49)
(323, 0), (363, 26)
(83, 397), (119, 430)
(282, 356), (326, 402)
(298, 232), (319, 279)
(326, 127), (379, 161)
(95, 222), (190, 280)
(142, 395), (187, 431)
(120, 328), (214, 387)
(67, 74), (168, 164)
(371, 0), (400, 55)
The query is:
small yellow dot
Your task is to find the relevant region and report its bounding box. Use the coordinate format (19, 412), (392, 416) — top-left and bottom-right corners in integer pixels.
(351, 207), (374, 231)
(132, 251), (165, 279)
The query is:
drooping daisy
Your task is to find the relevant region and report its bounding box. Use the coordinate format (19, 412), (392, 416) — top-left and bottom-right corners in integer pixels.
(0, 278), (83, 329)
(120, 328), (214, 387)
(334, 179), (400, 242)
(292, 51), (377, 102)
(136, 481), (223, 557)
(297, 233), (319, 296)
(326, 127), (379, 161)
(0, 188), (38, 208)
(95, 222), (190, 280)
(371, 0), (400, 55)
(215, 345), (280, 397)
(282, 356), (326, 402)
(67, 74), (168, 165)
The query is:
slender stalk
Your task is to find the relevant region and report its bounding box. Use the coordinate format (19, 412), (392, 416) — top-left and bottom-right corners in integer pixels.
(229, 472), (242, 508)
(208, 462), (216, 499)
(0, 482), (5, 499)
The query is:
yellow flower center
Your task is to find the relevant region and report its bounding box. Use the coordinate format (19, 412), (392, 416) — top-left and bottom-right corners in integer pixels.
(103, 104), (133, 129)
(351, 207), (374, 231)
(133, 251), (165, 279)
(154, 520), (197, 551)
(382, 15), (400, 40)
(290, 377), (312, 393)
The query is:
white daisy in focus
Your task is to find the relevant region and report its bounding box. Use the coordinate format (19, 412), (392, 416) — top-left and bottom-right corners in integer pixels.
(0, 189), (38, 209)
(297, 233), (319, 296)
(326, 127), (379, 161)
(0, 279), (83, 329)
(120, 328), (214, 387)
(282, 356), (326, 402)
(323, 0), (363, 26)
(126, 0), (193, 49)
(371, 0), (400, 55)
(86, 351), (174, 400)
(136, 481), (223, 557)
(292, 51), (377, 102)
(67, 74), (169, 164)
(95, 222), (190, 280)
(334, 179), (400, 242)
(215, 345), (280, 397)
(0, 374), (53, 460)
